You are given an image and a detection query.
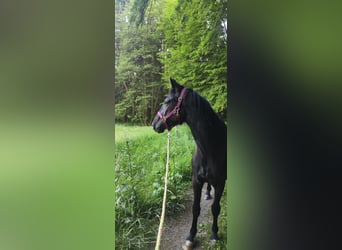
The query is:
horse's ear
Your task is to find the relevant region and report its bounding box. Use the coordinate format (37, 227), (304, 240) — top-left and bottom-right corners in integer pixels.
(170, 77), (177, 90)
(170, 77), (182, 92)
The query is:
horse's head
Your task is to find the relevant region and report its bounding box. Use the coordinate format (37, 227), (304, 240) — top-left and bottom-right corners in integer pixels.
(152, 78), (187, 133)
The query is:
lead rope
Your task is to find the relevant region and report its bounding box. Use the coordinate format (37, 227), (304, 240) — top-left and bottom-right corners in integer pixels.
(155, 131), (171, 250)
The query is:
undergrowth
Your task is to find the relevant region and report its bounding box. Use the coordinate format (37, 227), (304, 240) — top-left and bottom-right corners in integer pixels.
(115, 124), (195, 249)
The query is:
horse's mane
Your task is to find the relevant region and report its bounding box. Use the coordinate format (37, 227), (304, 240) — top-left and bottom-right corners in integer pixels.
(187, 88), (226, 129)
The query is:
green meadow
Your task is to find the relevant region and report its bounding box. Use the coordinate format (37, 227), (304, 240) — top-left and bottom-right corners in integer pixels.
(115, 124), (227, 249)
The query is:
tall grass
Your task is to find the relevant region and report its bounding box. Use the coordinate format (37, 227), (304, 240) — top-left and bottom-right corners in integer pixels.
(115, 124), (195, 249)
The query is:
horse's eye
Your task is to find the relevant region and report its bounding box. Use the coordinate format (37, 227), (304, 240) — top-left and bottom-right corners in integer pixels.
(164, 96), (178, 104)
(164, 98), (174, 104)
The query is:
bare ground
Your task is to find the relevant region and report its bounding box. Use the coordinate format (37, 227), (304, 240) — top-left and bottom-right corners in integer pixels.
(159, 185), (213, 250)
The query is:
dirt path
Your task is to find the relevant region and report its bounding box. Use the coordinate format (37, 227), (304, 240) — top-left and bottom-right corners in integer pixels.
(159, 185), (213, 250)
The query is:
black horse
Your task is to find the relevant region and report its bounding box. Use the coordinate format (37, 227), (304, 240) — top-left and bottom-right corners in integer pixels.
(152, 78), (227, 249)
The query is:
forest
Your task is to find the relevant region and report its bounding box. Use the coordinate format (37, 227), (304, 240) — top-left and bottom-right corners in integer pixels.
(115, 0), (228, 125)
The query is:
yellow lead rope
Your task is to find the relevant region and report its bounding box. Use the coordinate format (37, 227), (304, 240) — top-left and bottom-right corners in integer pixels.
(155, 131), (171, 250)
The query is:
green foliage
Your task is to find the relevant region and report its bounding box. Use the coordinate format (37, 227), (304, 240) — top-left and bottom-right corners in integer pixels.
(158, 0), (228, 118)
(115, 0), (227, 125)
(115, 124), (195, 249)
(130, 0), (151, 26)
(115, 0), (166, 125)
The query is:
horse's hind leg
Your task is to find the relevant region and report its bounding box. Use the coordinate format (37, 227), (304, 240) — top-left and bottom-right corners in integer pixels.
(210, 183), (225, 241)
(204, 183), (212, 200)
(184, 177), (203, 249)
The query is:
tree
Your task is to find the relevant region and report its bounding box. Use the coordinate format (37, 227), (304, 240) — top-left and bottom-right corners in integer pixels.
(115, 0), (228, 124)
(158, 0), (227, 119)
(115, 0), (166, 125)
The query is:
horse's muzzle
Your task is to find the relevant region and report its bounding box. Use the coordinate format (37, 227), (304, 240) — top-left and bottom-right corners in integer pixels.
(152, 117), (165, 133)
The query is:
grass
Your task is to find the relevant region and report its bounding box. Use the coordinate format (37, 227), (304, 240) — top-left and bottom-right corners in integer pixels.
(115, 124), (195, 249)
(115, 123), (228, 249)
(115, 124), (156, 143)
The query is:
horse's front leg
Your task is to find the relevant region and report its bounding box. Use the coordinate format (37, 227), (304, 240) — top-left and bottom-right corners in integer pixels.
(183, 177), (203, 250)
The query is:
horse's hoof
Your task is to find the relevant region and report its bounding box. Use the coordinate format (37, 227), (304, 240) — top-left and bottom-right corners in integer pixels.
(210, 239), (217, 246)
(210, 233), (219, 241)
(204, 194), (211, 200)
(182, 240), (194, 250)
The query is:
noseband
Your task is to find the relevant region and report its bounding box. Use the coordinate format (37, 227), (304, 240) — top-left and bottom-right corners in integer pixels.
(157, 88), (187, 131)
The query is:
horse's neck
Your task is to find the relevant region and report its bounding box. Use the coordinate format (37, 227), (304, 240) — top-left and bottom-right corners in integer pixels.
(187, 120), (206, 151)
(183, 91), (226, 154)
(185, 106), (215, 154)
